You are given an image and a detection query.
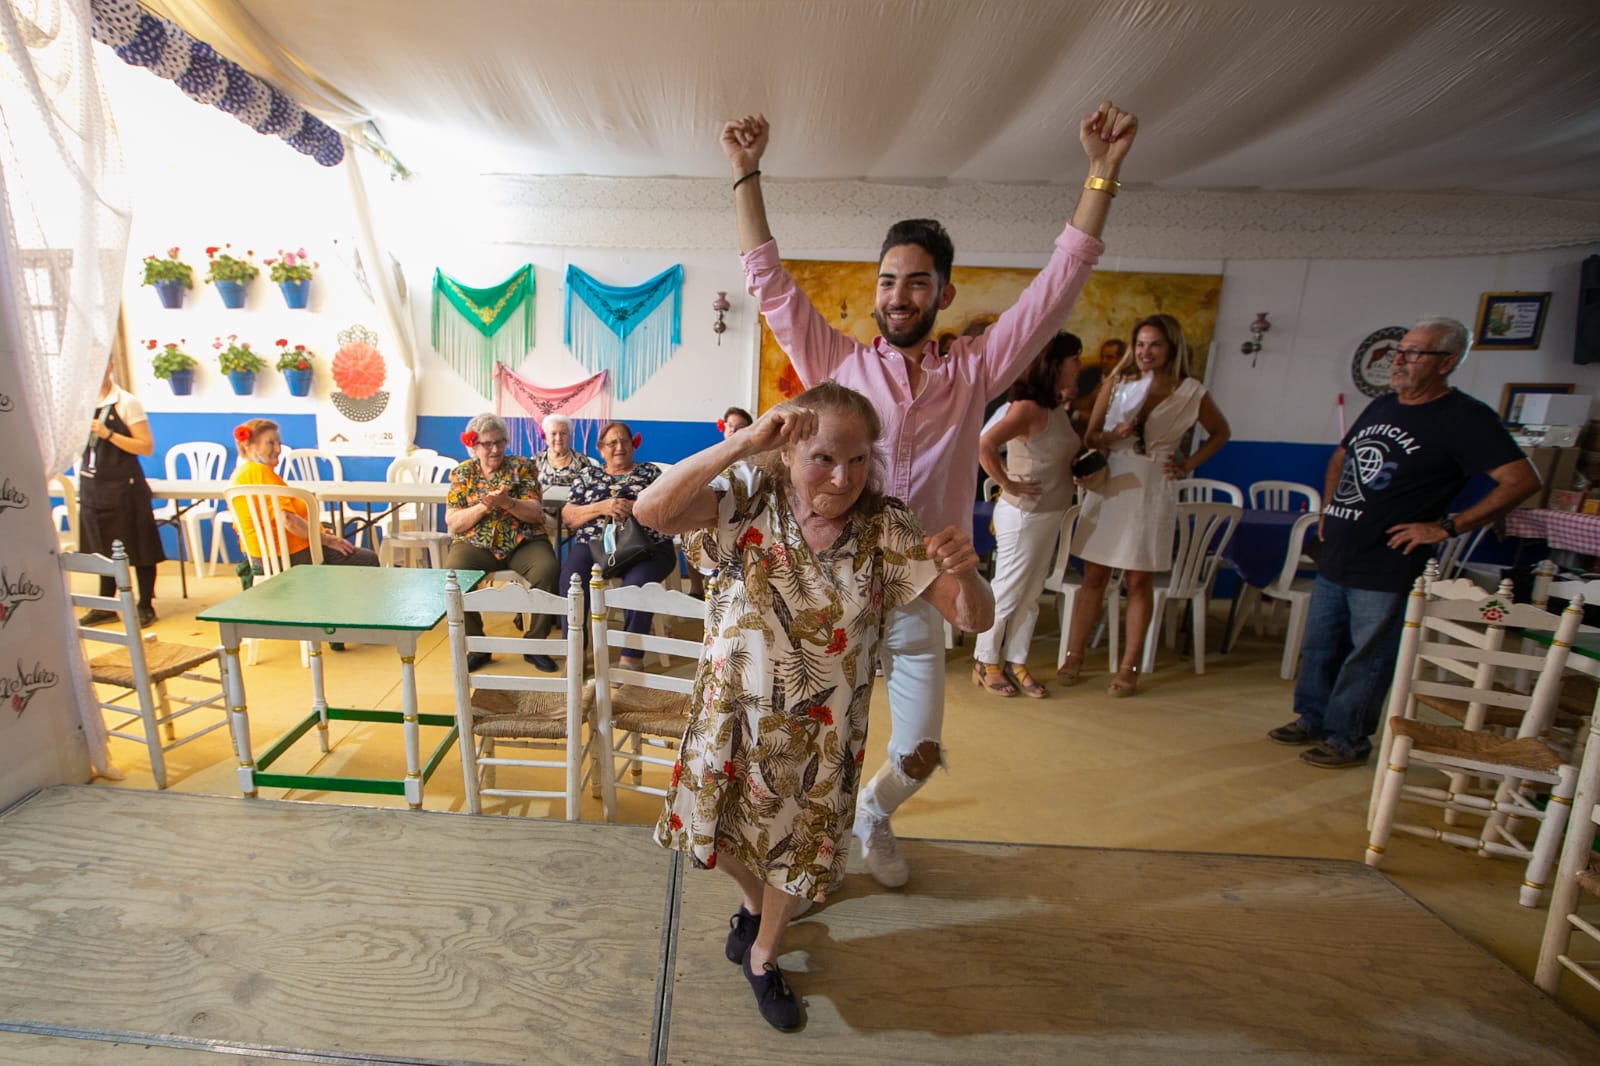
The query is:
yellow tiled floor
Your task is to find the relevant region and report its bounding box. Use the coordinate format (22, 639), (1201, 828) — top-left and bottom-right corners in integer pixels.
(85, 563), (1600, 1030)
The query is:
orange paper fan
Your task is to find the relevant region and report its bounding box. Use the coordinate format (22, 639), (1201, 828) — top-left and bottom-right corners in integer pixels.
(331, 340), (386, 399)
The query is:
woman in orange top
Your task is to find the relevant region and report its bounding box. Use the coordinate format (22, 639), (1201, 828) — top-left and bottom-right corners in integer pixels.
(229, 419), (378, 568)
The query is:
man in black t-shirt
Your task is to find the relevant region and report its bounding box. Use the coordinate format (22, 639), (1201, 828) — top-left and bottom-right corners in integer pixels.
(1267, 316), (1539, 768)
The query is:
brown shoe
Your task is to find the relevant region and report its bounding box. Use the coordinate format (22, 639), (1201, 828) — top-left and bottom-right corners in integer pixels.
(972, 661), (1016, 697)
(1107, 666), (1139, 698)
(1005, 663), (1047, 698)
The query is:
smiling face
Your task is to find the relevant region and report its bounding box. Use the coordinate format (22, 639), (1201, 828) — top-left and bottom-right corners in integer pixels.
(872, 243), (953, 351)
(250, 428), (283, 469)
(783, 410), (872, 521)
(471, 426), (509, 474)
(1132, 326), (1174, 376)
(543, 422), (571, 458)
(598, 425), (636, 473)
(721, 412), (751, 439)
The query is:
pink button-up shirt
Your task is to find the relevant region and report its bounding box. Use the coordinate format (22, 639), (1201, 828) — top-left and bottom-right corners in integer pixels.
(743, 224), (1103, 536)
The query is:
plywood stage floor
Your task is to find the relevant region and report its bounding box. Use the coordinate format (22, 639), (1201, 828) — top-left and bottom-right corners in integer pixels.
(1, 787), (1594, 1065)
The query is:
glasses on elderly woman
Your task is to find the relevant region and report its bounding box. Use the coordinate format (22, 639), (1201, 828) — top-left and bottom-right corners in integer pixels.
(1390, 347), (1452, 364)
(474, 436), (508, 450)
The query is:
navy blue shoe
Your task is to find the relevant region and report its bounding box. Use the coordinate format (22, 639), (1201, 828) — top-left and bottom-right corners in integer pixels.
(1300, 743), (1368, 769)
(742, 946), (802, 1031)
(725, 905), (759, 963)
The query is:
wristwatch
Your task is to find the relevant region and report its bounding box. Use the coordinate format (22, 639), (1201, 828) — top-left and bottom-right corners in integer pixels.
(1439, 515), (1457, 537)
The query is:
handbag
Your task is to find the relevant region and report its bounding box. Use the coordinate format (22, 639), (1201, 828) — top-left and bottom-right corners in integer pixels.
(589, 516), (656, 578)
(1071, 448), (1109, 493)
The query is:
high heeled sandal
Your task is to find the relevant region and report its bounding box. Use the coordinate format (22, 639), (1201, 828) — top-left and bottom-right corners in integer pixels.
(1107, 665), (1140, 698)
(1055, 652), (1083, 686)
(1004, 663), (1047, 699)
(972, 661), (1017, 697)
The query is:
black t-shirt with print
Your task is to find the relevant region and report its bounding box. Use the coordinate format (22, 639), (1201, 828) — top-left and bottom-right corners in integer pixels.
(1319, 388), (1524, 592)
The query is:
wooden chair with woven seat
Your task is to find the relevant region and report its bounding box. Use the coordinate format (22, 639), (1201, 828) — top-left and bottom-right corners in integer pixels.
(1364, 574), (1586, 907)
(446, 570), (590, 817)
(586, 566), (706, 822)
(1536, 699), (1600, 996)
(63, 541), (227, 789)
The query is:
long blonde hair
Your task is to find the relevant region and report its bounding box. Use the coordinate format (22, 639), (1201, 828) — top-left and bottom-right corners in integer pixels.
(1107, 313), (1192, 384)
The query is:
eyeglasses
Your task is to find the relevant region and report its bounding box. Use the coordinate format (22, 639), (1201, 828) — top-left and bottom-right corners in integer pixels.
(1391, 348), (1453, 364)
(474, 437), (508, 450)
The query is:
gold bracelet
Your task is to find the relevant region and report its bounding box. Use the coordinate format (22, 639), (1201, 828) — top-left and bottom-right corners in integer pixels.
(1084, 175), (1120, 197)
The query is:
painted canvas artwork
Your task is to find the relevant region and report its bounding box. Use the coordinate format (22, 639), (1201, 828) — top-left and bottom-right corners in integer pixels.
(759, 260), (1224, 412)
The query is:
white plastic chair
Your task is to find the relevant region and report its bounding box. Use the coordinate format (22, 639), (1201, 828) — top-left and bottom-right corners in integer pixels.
(224, 483), (323, 666)
(52, 474), (78, 552)
(153, 441), (228, 585)
(1365, 577), (1585, 907)
(63, 541), (227, 789)
(1175, 477), (1244, 508)
(446, 570), (589, 818)
(1433, 526), (1489, 580)
(1039, 505), (1095, 670)
(1248, 479), (1321, 512)
(1224, 511), (1321, 679)
(587, 568), (705, 821)
(1108, 502), (1240, 674)
(1536, 700), (1600, 994)
(378, 456), (456, 568)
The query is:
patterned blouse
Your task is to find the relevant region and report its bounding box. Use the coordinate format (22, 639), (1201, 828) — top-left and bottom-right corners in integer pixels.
(445, 454), (546, 560)
(565, 462), (671, 545)
(535, 448), (599, 490)
(654, 466), (938, 899)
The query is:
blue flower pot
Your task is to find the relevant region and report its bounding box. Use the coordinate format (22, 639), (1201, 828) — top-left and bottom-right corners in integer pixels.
(227, 370), (256, 396)
(279, 279), (309, 309)
(167, 369), (194, 396)
(215, 280), (247, 309)
(154, 280), (185, 309)
(283, 367), (313, 397)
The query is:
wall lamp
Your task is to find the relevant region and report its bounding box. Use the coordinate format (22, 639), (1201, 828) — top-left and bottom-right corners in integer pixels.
(1240, 312), (1271, 363)
(712, 291), (731, 345)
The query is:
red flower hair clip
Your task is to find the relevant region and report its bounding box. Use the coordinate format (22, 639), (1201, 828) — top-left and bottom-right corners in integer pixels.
(632, 432), (642, 448)
(460, 429), (479, 449)
(715, 419), (726, 433)
(233, 425), (252, 444)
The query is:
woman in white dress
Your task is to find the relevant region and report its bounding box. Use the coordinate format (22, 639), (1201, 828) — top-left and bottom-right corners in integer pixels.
(972, 333), (1082, 697)
(1063, 314), (1231, 696)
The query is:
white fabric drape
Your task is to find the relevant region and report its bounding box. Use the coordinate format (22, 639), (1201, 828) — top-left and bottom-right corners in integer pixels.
(1, 0), (127, 774)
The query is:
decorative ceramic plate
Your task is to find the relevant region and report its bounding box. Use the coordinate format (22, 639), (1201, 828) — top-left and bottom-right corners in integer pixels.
(1351, 326), (1406, 398)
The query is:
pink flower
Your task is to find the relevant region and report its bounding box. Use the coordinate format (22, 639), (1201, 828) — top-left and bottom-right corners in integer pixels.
(167, 246), (179, 258)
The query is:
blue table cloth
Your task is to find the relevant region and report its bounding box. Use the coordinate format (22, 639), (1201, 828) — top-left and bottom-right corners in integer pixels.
(1224, 509), (1315, 589)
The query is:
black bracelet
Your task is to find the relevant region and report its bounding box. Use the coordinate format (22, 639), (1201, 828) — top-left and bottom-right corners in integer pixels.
(733, 169), (761, 190)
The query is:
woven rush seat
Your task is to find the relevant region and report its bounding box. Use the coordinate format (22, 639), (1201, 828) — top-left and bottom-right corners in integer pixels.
(89, 640), (218, 688)
(1416, 673), (1594, 731)
(466, 688), (571, 740)
(1389, 716), (1563, 773)
(604, 684), (691, 737)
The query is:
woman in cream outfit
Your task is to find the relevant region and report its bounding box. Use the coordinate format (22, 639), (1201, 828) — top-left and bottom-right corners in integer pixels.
(972, 333), (1083, 697)
(1064, 314), (1231, 696)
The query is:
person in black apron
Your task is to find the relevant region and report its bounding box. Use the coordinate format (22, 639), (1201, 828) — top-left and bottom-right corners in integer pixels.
(78, 359), (166, 627)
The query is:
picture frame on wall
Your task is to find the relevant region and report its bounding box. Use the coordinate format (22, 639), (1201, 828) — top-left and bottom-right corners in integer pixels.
(1474, 291), (1551, 350)
(1499, 381), (1574, 426)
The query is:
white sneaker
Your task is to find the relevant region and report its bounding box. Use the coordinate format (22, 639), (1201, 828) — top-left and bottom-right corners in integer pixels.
(854, 807), (910, 887)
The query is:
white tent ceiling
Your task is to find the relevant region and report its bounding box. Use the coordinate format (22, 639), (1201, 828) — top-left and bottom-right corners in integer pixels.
(140, 0), (1600, 256)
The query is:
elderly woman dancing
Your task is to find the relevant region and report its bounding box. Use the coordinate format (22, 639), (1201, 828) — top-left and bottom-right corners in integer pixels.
(635, 382), (993, 1031)
(1064, 314), (1231, 696)
(445, 413), (559, 671)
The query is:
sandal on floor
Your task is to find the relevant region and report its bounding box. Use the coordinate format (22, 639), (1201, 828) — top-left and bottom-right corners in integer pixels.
(1056, 653), (1083, 686)
(1107, 666), (1140, 698)
(1005, 663), (1047, 699)
(971, 661), (1017, 697)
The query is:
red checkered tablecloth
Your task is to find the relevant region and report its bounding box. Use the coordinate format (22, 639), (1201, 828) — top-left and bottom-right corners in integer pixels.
(1504, 509), (1600, 554)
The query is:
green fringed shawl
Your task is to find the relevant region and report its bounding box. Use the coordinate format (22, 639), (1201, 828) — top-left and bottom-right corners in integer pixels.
(431, 265), (535, 398)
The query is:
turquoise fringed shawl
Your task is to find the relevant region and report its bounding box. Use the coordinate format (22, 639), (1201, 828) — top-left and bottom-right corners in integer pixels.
(563, 264), (682, 401)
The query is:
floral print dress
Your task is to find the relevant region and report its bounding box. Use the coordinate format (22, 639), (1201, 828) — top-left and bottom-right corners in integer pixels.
(446, 455), (546, 560)
(654, 468), (938, 900)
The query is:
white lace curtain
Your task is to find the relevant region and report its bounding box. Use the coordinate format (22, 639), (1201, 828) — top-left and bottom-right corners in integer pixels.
(2, 0), (132, 774)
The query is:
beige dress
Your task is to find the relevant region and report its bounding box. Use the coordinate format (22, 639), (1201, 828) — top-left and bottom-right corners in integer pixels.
(1072, 376), (1207, 572)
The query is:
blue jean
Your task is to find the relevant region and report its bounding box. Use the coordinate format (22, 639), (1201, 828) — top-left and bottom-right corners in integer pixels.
(558, 538), (679, 655)
(1291, 575), (1407, 758)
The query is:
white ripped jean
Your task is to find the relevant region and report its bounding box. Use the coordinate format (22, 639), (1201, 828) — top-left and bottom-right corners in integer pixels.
(974, 500), (1066, 665)
(859, 596), (946, 821)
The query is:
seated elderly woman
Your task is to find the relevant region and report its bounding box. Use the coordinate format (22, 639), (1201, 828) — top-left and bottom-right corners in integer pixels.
(534, 412), (599, 489)
(230, 419), (379, 569)
(446, 413), (559, 672)
(557, 420), (678, 667)
(634, 382), (993, 1032)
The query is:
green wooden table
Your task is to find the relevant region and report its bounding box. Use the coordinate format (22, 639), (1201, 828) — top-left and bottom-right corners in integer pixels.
(199, 566), (484, 808)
